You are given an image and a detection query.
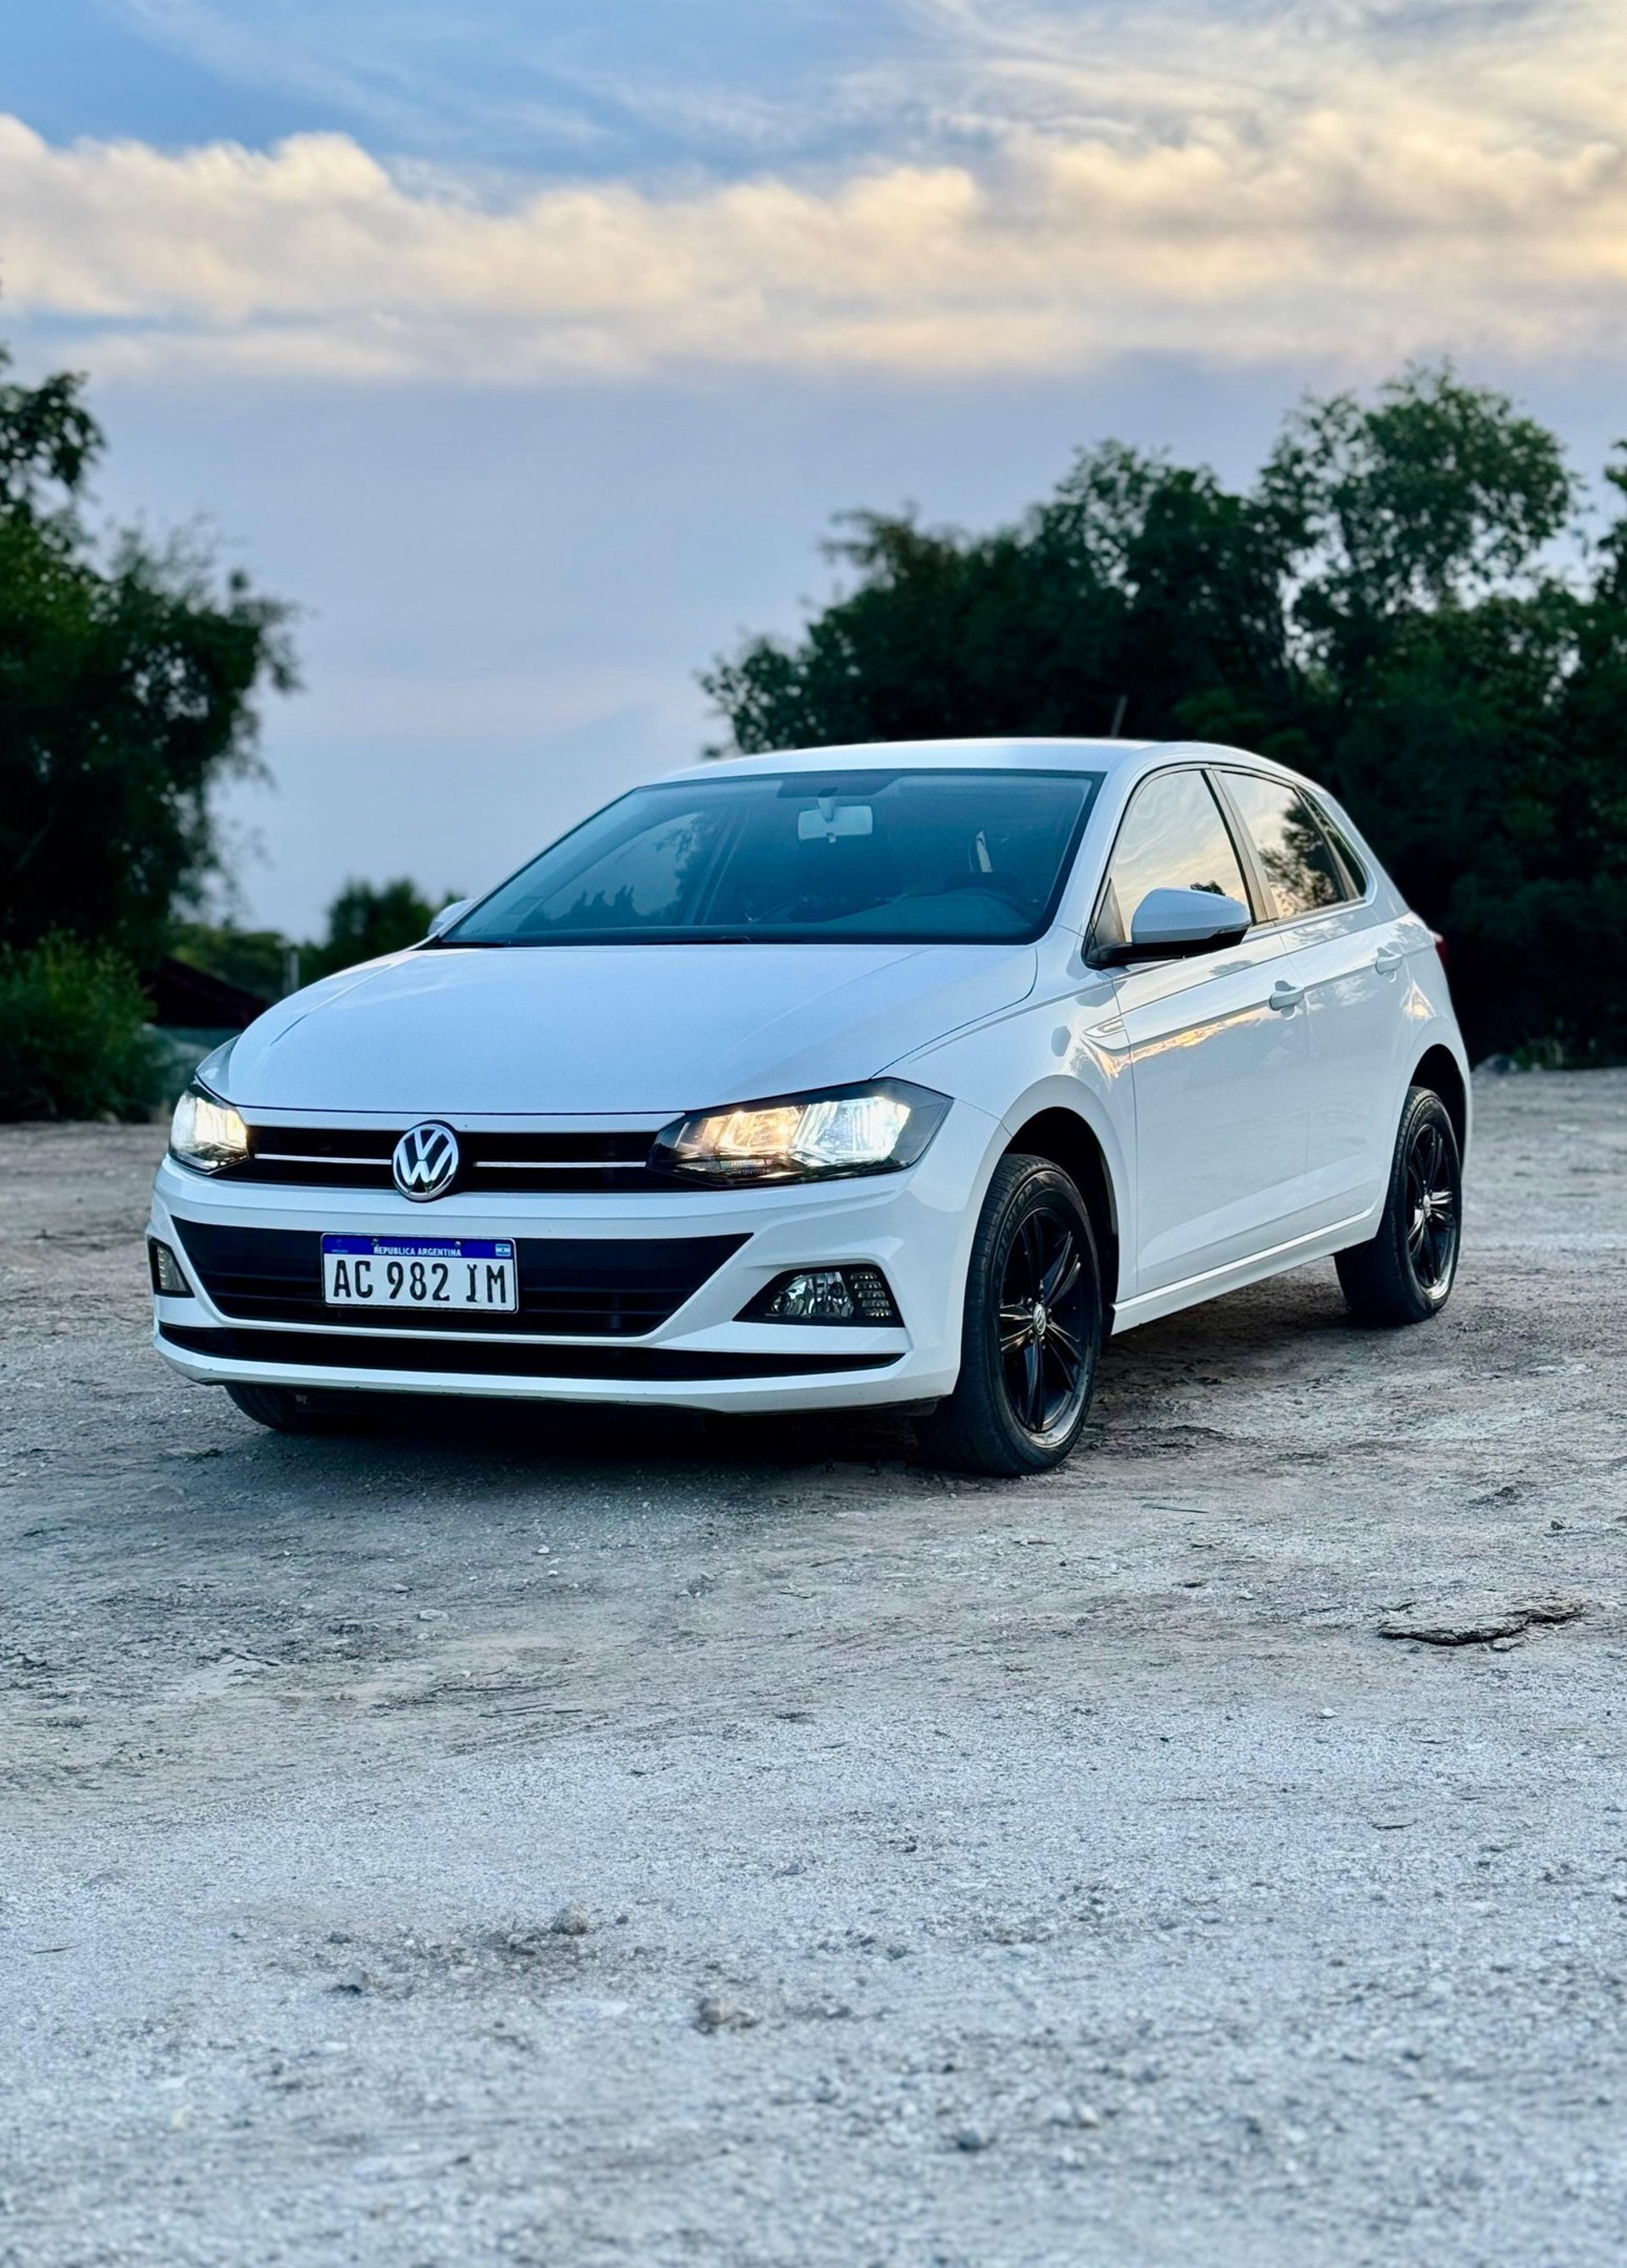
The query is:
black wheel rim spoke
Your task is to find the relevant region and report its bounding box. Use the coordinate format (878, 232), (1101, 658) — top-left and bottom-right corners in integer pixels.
(997, 1196), (1095, 1439)
(1026, 1219), (1047, 1289)
(1042, 1240), (1080, 1306)
(1047, 1338), (1080, 1394)
(1404, 1118), (1458, 1291)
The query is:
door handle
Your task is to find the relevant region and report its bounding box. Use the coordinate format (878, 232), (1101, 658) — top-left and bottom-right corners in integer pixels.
(1269, 979), (1304, 1013)
(1374, 941), (1406, 976)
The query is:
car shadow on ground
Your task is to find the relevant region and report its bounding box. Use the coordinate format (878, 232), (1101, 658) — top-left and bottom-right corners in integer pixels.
(226, 1262), (1372, 1481)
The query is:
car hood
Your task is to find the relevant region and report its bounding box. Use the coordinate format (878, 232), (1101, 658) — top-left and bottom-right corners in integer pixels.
(217, 942), (1038, 1117)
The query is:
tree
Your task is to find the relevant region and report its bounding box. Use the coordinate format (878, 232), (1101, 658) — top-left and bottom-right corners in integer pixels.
(167, 919), (290, 1004)
(701, 444), (1299, 757)
(0, 344), (296, 968)
(304, 878), (446, 982)
(1265, 374), (1610, 1058)
(702, 367), (1626, 1062)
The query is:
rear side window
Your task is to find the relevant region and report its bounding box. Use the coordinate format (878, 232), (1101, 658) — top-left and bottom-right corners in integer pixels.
(1094, 768), (1251, 955)
(1310, 798), (1369, 896)
(1221, 773), (1350, 920)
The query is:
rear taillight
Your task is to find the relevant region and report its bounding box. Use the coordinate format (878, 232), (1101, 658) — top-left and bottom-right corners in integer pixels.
(1430, 929), (1448, 973)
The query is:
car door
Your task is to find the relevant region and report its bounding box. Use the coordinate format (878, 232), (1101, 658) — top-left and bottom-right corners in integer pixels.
(1093, 766), (1312, 1300)
(1215, 770), (1411, 1233)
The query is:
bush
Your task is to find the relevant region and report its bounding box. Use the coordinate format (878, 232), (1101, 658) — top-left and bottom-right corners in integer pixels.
(0, 935), (163, 1120)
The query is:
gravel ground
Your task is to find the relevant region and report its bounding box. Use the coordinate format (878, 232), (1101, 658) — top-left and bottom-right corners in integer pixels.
(2, 1070), (1625, 2268)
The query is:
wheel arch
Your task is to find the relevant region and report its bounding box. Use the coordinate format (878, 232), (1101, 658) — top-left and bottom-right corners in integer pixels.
(1002, 1105), (1121, 1316)
(1412, 1042), (1469, 1162)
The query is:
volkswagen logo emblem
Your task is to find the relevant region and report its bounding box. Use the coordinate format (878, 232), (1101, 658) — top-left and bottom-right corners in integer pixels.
(391, 1121), (460, 1201)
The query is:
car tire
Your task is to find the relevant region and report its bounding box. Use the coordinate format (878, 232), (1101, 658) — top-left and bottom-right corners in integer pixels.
(1335, 1085), (1463, 1326)
(917, 1155), (1103, 1477)
(225, 1381), (357, 1433)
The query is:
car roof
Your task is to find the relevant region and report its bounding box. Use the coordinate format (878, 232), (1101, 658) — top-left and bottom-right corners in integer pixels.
(663, 736), (1300, 785)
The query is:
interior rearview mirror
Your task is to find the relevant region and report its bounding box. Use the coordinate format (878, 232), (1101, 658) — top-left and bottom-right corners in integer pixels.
(797, 801), (874, 842)
(1110, 886), (1252, 963)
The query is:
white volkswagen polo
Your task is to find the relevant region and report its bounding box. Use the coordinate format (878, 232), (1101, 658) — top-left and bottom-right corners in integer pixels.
(149, 739), (1469, 1473)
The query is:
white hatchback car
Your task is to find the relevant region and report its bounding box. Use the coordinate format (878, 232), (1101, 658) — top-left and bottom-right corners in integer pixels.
(150, 739), (1469, 1473)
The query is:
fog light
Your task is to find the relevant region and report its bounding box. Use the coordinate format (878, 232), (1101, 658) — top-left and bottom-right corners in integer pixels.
(147, 1238), (189, 1295)
(745, 1266), (901, 1326)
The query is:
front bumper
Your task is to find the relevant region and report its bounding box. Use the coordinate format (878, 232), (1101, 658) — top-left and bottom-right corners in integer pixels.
(147, 1101), (997, 1413)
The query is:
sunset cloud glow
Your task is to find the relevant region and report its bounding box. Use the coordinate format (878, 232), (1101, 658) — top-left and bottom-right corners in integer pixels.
(4, 0), (1621, 934)
(5, 0), (1625, 384)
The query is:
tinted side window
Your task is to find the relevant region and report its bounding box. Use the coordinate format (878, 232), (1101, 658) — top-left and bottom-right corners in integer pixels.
(1095, 769), (1251, 954)
(1222, 773), (1349, 919)
(1310, 797), (1369, 896)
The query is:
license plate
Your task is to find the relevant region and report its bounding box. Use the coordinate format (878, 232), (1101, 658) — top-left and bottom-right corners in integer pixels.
(321, 1235), (517, 1311)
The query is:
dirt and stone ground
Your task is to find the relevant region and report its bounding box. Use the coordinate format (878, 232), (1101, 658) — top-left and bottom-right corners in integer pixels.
(2, 1070), (1624, 2267)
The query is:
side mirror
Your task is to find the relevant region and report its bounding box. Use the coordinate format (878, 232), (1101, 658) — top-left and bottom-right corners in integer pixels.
(1107, 886), (1252, 964)
(425, 898), (472, 940)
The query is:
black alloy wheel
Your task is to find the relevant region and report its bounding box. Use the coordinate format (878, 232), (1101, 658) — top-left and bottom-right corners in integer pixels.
(997, 1198), (1094, 1439)
(1335, 1085), (1463, 1325)
(918, 1155), (1104, 1475)
(1403, 1114), (1459, 1295)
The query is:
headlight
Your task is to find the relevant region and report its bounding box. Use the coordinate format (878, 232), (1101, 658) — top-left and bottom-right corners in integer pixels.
(169, 1083), (251, 1173)
(652, 1079), (949, 1184)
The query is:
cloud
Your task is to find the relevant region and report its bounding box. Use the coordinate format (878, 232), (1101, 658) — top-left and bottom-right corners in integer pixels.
(102, 0), (922, 169)
(3, 0), (1626, 385)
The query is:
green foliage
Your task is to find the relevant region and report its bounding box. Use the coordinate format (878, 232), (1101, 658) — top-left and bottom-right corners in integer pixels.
(0, 934), (162, 1121)
(703, 365), (1626, 1061)
(702, 447), (1299, 755)
(1262, 369), (1576, 624)
(169, 881), (458, 1002)
(0, 358), (98, 507)
(0, 344), (296, 969)
(168, 921), (288, 1003)
(304, 878), (447, 983)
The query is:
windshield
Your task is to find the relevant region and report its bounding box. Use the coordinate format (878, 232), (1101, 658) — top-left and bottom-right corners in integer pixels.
(444, 769), (1102, 947)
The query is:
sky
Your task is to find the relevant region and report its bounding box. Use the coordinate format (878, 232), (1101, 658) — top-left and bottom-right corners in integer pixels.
(3, 0), (1625, 934)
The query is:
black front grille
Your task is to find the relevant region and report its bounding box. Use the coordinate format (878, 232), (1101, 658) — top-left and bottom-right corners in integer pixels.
(232, 1124), (667, 1194)
(158, 1324), (899, 1383)
(171, 1220), (746, 1338)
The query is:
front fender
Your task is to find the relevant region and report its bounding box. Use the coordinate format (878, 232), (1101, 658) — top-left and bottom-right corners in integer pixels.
(892, 977), (1138, 1301)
